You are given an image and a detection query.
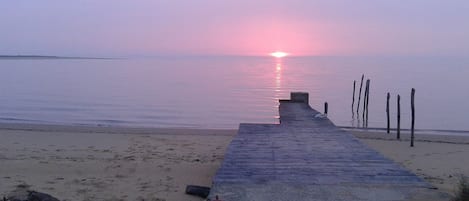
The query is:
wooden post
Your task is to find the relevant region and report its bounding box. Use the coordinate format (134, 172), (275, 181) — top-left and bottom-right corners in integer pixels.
(352, 80), (356, 116)
(362, 80), (369, 127)
(411, 88), (415, 147)
(357, 74), (364, 116)
(362, 81), (367, 124)
(386, 92), (390, 133)
(365, 79), (370, 127)
(324, 102), (328, 116)
(397, 94), (401, 139)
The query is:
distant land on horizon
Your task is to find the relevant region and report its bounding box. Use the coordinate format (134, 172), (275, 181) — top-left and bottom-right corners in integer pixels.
(0, 55), (115, 60)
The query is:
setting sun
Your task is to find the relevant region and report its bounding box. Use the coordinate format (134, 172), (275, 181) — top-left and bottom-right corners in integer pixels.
(270, 51), (288, 58)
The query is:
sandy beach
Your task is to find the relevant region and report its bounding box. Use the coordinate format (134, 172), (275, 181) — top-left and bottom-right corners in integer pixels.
(1, 124), (468, 200)
(351, 130), (469, 196)
(0, 124), (236, 201)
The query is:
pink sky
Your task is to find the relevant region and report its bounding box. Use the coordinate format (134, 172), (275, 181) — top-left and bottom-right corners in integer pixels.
(1, 0), (468, 57)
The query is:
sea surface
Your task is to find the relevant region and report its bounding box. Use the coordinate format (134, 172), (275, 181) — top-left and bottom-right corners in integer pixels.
(1, 56), (468, 130)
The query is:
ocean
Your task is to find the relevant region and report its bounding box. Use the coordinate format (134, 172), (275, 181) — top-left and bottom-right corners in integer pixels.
(1, 56), (468, 130)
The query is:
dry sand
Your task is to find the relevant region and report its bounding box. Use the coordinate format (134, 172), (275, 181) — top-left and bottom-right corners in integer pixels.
(351, 130), (469, 197)
(0, 124), (235, 201)
(1, 124), (468, 200)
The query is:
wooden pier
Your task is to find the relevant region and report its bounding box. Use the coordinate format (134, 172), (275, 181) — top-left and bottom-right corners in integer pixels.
(208, 92), (448, 201)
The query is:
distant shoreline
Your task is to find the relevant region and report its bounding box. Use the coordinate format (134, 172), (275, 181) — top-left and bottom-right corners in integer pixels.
(0, 55), (116, 60)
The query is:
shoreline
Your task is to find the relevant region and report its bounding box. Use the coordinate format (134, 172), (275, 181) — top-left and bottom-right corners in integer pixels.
(2, 122), (469, 137)
(0, 123), (237, 136)
(1, 123), (468, 200)
(342, 126), (469, 137)
(350, 129), (469, 144)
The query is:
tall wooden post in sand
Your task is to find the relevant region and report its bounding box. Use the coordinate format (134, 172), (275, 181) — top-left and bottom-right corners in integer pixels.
(365, 79), (370, 127)
(397, 95), (401, 140)
(411, 88), (415, 147)
(324, 102), (328, 116)
(386, 92), (390, 133)
(357, 74), (364, 116)
(352, 80), (356, 116)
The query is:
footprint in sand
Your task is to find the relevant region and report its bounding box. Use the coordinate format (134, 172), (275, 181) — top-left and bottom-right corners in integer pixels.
(104, 197), (125, 201)
(76, 188), (90, 194)
(127, 167), (137, 174)
(139, 181), (151, 192)
(142, 156), (153, 162)
(43, 187), (55, 191)
(104, 164), (122, 171)
(123, 155), (136, 161)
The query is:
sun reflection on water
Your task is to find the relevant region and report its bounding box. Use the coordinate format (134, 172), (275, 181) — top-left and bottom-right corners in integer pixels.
(275, 63), (282, 91)
(273, 60), (283, 120)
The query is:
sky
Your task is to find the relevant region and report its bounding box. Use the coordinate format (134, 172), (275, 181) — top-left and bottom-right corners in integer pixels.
(1, 0), (469, 57)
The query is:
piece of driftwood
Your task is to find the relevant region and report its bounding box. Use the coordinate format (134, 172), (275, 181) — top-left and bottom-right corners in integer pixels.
(185, 185), (210, 198)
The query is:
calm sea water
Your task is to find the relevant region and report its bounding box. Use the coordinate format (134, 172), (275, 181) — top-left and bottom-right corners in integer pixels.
(0, 56), (468, 130)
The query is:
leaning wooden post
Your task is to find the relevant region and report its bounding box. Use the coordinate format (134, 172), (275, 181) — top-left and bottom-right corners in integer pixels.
(386, 92), (390, 133)
(362, 81), (368, 124)
(357, 74), (364, 116)
(365, 79), (370, 127)
(411, 88), (415, 147)
(397, 94), (401, 139)
(352, 80), (356, 116)
(324, 102), (328, 116)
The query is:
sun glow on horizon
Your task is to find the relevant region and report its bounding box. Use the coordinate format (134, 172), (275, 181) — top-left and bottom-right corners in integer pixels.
(270, 51), (288, 58)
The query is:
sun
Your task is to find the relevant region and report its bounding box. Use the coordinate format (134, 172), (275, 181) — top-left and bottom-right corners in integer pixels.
(270, 51), (288, 58)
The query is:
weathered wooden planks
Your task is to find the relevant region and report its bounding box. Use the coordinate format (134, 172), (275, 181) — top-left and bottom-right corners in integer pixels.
(208, 92), (448, 201)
